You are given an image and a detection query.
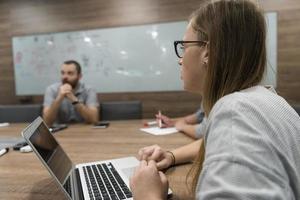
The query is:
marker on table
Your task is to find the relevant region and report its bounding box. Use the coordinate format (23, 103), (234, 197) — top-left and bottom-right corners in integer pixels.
(0, 147), (9, 157)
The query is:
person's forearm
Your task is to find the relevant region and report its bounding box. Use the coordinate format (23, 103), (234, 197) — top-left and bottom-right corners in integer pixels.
(180, 124), (197, 139)
(173, 116), (184, 122)
(171, 139), (202, 165)
(74, 104), (98, 124)
(43, 98), (63, 126)
(175, 118), (198, 139)
(183, 113), (199, 124)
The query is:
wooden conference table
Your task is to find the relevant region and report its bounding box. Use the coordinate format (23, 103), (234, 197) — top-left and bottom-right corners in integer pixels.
(0, 120), (194, 200)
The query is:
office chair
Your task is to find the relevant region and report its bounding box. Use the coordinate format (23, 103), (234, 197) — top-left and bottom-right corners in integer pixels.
(100, 101), (142, 121)
(293, 105), (300, 117)
(0, 104), (42, 123)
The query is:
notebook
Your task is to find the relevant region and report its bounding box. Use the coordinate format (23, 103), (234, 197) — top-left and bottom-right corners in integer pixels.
(22, 117), (140, 200)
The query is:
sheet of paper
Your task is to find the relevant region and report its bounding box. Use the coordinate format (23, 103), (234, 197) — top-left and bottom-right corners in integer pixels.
(140, 127), (178, 135)
(0, 122), (10, 128)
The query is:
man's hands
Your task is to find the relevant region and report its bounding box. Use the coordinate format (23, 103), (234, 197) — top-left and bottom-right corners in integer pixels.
(58, 83), (77, 102)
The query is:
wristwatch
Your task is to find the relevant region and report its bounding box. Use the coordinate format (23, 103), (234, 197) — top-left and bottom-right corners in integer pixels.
(72, 100), (80, 105)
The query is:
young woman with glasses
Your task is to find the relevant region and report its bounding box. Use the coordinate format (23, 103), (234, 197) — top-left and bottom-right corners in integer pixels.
(130, 0), (300, 199)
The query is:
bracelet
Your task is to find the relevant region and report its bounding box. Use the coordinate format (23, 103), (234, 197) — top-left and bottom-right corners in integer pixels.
(166, 151), (176, 167)
(72, 100), (80, 105)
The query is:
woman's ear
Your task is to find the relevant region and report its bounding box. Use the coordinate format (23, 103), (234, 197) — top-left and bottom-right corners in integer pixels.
(203, 46), (209, 65)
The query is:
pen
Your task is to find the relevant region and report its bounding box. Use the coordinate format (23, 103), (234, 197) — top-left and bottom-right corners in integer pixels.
(0, 147), (9, 157)
(143, 121), (158, 127)
(158, 110), (162, 128)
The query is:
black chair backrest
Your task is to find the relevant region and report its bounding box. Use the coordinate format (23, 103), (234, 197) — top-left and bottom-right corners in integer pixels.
(293, 105), (300, 117)
(0, 104), (42, 123)
(100, 101), (142, 121)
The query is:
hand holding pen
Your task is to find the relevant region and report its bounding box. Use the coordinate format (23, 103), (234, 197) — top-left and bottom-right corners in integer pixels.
(144, 111), (175, 128)
(144, 111), (164, 128)
(155, 111), (175, 128)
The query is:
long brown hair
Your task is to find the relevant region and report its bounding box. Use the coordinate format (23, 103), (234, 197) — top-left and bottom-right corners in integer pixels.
(187, 0), (267, 197)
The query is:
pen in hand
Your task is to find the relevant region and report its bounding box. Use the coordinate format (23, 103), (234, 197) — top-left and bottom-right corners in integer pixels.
(158, 110), (163, 128)
(143, 121), (158, 127)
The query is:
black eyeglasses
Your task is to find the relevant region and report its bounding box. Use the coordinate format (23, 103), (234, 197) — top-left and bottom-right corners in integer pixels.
(174, 40), (207, 58)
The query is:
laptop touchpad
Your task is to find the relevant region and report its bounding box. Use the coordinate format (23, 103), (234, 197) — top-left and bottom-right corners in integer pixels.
(122, 166), (136, 179)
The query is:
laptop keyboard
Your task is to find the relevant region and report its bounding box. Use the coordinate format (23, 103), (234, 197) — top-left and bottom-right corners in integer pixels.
(63, 175), (72, 198)
(83, 162), (132, 200)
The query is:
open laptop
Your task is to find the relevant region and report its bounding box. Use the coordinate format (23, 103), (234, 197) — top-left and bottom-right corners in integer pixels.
(22, 116), (139, 200)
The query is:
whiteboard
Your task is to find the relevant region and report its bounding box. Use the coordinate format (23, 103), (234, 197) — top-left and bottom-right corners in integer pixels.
(263, 12), (277, 87)
(12, 13), (277, 95)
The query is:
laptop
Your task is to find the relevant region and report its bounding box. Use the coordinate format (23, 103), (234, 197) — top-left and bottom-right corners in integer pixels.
(22, 117), (140, 200)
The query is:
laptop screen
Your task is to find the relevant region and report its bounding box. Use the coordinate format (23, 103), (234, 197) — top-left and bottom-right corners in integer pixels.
(29, 123), (73, 184)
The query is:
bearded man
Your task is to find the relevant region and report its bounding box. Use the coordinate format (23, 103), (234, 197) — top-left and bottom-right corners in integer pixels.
(43, 60), (99, 126)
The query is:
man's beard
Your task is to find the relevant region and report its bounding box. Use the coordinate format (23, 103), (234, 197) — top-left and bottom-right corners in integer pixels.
(62, 79), (79, 89)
